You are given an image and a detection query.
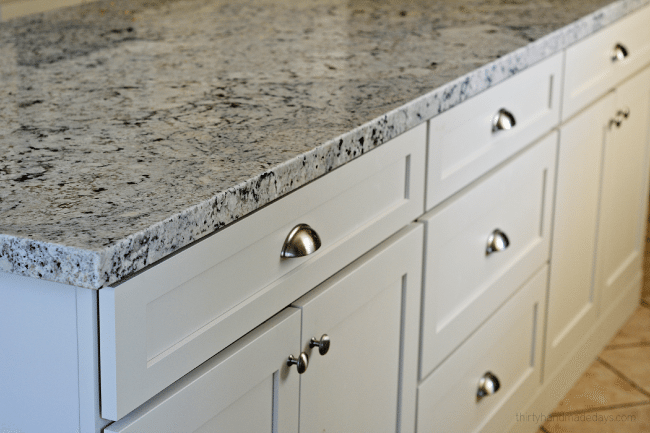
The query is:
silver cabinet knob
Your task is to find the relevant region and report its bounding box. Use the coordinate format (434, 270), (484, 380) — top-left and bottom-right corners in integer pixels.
(281, 224), (322, 258)
(486, 229), (510, 255)
(477, 371), (500, 401)
(609, 117), (623, 129)
(287, 352), (309, 374)
(612, 43), (628, 62)
(309, 334), (331, 356)
(617, 108), (630, 119)
(492, 109), (516, 133)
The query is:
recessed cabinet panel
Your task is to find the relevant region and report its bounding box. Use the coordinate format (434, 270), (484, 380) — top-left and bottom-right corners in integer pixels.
(595, 66), (650, 315)
(417, 266), (547, 433)
(563, 3), (650, 120)
(427, 52), (561, 210)
(105, 308), (301, 433)
(99, 124), (426, 420)
(545, 93), (614, 379)
(292, 223), (423, 433)
(420, 132), (556, 378)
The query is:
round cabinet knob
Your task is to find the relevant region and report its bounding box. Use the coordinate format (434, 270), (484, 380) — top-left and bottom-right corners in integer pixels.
(617, 108), (630, 119)
(486, 229), (510, 255)
(281, 224), (322, 258)
(309, 334), (331, 356)
(492, 109), (516, 133)
(287, 352), (309, 374)
(477, 371), (501, 401)
(612, 43), (629, 62)
(609, 117), (623, 129)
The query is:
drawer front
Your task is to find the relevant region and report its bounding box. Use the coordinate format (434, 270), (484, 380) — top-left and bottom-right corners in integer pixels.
(426, 52), (562, 210)
(417, 265), (547, 433)
(563, 4), (650, 120)
(99, 124), (426, 420)
(105, 308), (301, 433)
(419, 132), (556, 378)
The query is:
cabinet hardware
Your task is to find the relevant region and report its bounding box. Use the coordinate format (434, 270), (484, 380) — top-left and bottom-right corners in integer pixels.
(492, 109), (516, 133)
(612, 43), (629, 62)
(309, 334), (331, 356)
(609, 117), (623, 129)
(477, 371), (501, 401)
(287, 352), (309, 374)
(281, 224), (322, 258)
(617, 108), (630, 118)
(486, 229), (510, 255)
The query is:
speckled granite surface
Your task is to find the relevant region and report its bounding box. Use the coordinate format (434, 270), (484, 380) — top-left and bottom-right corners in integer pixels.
(0, 0), (647, 289)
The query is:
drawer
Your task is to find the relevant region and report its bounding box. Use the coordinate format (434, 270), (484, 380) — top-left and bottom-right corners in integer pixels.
(419, 132), (556, 378)
(563, 4), (650, 120)
(417, 265), (547, 433)
(105, 307), (301, 433)
(98, 123), (426, 420)
(426, 52), (562, 210)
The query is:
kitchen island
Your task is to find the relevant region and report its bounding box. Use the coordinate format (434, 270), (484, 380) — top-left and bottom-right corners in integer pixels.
(2, 0), (650, 431)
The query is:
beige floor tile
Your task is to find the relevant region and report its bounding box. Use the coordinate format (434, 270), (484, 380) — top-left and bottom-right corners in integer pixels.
(551, 360), (648, 413)
(599, 347), (650, 393)
(606, 306), (650, 347)
(543, 404), (650, 433)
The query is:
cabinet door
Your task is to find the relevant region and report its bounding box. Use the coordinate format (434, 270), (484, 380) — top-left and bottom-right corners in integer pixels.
(105, 308), (301, 433)
(596, 66), (650, 314)
(292, 224), (423, 433)
(545, 92), (614, 378)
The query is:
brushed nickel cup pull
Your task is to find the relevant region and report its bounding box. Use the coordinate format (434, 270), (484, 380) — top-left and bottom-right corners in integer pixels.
(281, 224), (322, 258)
(309, 334), (331, 356)
(612, 43), (628, 62)
(287, 352), (309, 374)
(477, 371), (500, 401)
(486, 229), (510, 255)
(492, 108), (516, 133)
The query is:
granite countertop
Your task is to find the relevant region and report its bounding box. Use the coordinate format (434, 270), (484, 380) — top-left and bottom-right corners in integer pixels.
(0, 0), (646, 289)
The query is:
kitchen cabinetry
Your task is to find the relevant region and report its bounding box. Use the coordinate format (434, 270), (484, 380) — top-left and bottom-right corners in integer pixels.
(104, 223), (423, 433)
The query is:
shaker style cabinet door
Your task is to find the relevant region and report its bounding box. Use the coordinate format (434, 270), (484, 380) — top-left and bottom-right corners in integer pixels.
(105, 308), (301, 433)
(291, 223), (423, 433)
(595, 66), (650, 315)
(545, 92), (613, 378)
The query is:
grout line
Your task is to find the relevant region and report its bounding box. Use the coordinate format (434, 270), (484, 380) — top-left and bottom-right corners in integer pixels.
(597, 357), (650, 398)
(549, 400), (650, 417)
(605, 341), (650, 350)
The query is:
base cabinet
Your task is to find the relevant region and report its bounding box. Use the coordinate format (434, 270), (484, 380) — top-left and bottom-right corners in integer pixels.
(546, 65), (650, 379)
(106, 224), (423, 432)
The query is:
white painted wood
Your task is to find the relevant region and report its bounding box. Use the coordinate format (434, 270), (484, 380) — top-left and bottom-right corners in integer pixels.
(0, 272), (81, 432)
(99, 124), (426, 420)
(417, 265), (547, 433)
(544, 92), (614, 380)
(427, 52), (562, 210)
(510, 273), (640, 433)
(563, 3), (650, 121)
(105, 308), (301, 433)
(419, 132), (556, 378)
(595, 66), (650, 317)
(292, 223), (423, 433)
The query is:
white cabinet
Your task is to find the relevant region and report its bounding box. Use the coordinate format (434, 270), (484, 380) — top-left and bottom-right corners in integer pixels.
(106, 223), (423, 432)
(595, 66), (650, 316)
(545, 62), (650, 383)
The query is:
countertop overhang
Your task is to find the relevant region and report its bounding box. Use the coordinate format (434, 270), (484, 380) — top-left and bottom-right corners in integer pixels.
(0, 0), (646, 289)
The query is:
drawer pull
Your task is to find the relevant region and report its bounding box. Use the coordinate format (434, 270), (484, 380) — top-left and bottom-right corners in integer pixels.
(612, 43), (629, 62)
(281, 224), (322, 258)
(310, 334), (331, 356)
(486, 229), (510, 255)
(492, 108), (516, 133)
(477, 371), (501, 401)
(287, 352), (309, 374)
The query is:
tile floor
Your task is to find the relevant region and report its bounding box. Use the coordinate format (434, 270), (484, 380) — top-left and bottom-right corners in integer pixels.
(536, 213), (650, 433)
